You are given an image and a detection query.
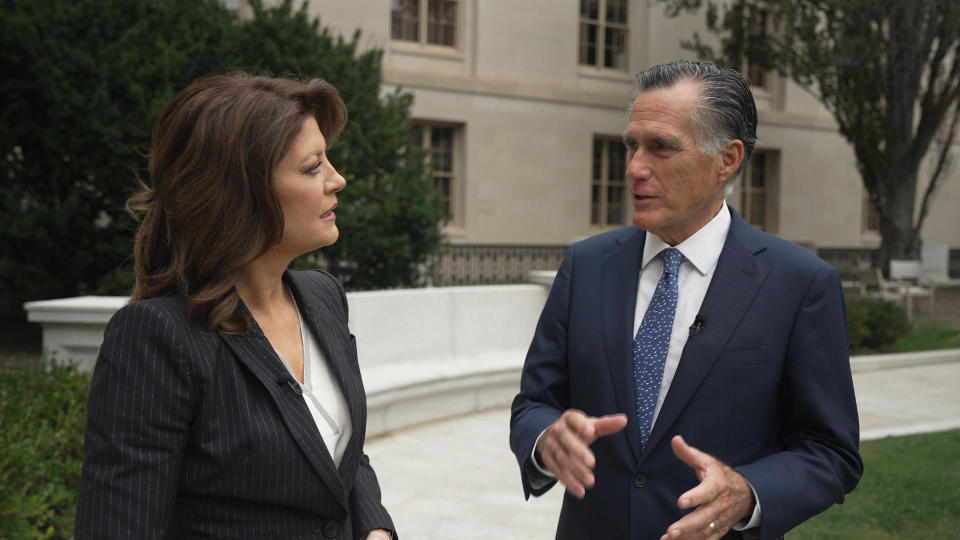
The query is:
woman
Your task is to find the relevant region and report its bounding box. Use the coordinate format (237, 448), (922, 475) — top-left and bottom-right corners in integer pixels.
(75, 73), (395, 540)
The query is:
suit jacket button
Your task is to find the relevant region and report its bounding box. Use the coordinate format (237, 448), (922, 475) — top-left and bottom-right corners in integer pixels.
(322, 521), (340, 538)
(633, 473), (647, 488)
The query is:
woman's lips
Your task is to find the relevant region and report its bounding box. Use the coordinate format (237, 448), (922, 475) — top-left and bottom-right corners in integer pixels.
(320, 202), (337, 221)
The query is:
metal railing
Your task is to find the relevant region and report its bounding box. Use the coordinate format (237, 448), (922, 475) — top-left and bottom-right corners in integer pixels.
(430, 244), (567, 286)
(428, 245), (959, 286)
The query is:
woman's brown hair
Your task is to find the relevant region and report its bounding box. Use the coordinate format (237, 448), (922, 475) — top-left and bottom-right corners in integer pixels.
(127, 72), (347, 333)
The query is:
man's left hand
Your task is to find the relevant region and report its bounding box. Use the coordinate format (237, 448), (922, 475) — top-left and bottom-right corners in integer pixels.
(362, 529), (392, 540)
(659, 435), (755, 540)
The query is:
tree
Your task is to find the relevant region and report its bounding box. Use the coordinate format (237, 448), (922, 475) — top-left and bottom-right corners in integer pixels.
(0, 0), (443, 318)
(660, 0), (960, 270)
(228, 1), (445, 290)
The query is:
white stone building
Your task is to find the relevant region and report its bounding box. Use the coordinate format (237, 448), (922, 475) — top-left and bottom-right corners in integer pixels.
(236, 0), (960, 277)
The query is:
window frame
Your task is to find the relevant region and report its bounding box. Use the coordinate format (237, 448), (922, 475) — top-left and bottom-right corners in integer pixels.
(391, 0), (460, 49)
(410, 121), (463, 227)
(862, 190), (881, 234)
(738, 149), (779, 233)
(578, 0), (630, 72)
(590, 135), (629, 228)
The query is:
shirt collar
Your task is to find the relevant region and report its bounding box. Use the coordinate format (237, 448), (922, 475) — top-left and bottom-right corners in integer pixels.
(641, 201), (732, 276)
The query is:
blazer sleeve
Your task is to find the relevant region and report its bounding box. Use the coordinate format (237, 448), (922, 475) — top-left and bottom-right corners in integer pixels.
(349, 453), (397, 540)
(509, 246), (575, 498)
(74, 301), (198, 539)
(735, 264), (863, 540)
(318, 270), (397, 539)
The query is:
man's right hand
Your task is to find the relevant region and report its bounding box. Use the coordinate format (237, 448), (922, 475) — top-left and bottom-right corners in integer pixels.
(535, 410), (628, 499)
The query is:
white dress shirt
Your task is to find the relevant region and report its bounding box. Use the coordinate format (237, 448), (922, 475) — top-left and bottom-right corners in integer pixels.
(532, 202), (761, 529)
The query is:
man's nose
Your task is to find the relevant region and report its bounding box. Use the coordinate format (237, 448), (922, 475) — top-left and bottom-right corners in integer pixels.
(626, 151), (652, 181)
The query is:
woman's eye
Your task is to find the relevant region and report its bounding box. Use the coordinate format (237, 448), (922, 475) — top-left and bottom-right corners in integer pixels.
(305, 161), (323, 175)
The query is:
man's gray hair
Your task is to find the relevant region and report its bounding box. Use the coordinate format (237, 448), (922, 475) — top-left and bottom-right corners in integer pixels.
(634, 60), (758, 180)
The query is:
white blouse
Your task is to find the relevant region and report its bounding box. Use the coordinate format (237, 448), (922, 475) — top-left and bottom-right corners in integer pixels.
(279, 299), (353, 468)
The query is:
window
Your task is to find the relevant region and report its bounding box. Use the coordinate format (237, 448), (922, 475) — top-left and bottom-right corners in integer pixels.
(739, 150), (778, 232)
(736, 6), (775, 90)
(863, 191), (880, 233)
(579, 0), (629, 70)
(591, 137), (628, 226)
(410, 123), (459, 220)
(745, 9), (768, 87)
(391, 0), (458, 47)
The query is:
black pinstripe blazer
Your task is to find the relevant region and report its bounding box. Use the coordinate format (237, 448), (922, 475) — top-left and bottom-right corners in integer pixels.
(75, 270), (395, 540)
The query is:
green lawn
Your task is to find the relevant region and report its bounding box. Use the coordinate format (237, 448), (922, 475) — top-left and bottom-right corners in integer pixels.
(790, 429), (960, 539)
(884, 322), (960, 353)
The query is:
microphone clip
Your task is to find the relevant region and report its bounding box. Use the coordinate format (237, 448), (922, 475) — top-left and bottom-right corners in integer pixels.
(689, 314), (706, 338)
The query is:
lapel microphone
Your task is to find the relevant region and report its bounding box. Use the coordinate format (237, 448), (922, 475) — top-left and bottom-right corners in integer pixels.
(689, 314), (706, 337)
(277, 372), (303, 394)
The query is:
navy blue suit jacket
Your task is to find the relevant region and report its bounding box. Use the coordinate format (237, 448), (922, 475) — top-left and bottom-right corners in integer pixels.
(510, 207), (861, 540)
(76, 270), (395, 539)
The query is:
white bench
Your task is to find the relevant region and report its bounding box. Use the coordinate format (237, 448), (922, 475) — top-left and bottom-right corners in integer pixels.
(889, 259), (936, 319)
(23, 282), (554, 436)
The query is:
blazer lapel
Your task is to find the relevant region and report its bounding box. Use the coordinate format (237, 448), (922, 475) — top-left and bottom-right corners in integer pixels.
(219, 299), (348, 507)
(285, 272), (364, 480)
(602, 229), (646, 462)
(645, 209), (769, 453)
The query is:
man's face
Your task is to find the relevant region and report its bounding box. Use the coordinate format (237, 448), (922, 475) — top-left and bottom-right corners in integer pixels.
(623, 80), (737, 245)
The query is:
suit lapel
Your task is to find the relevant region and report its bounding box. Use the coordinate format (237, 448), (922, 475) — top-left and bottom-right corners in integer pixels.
(219, 294), (348, 507)
(645, 209), (769, 453)
(285, 271), (364, 479)
(601, 229), (646, 462)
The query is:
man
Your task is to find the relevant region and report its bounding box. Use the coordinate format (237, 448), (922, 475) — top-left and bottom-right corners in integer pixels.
(510, 61), (862, 540)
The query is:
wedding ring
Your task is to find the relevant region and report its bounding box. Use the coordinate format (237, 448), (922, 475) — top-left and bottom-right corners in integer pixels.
(708, 521), (717, 534)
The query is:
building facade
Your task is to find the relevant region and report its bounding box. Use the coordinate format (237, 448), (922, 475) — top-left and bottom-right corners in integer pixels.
(243, 0), (959, 276)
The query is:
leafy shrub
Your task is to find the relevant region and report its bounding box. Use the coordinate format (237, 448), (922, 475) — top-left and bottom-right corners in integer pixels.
(1, 0), (443, 317)
(0, 360), (90, 540)
(846, 297), (911, 350)
(846, 298), (870, 350)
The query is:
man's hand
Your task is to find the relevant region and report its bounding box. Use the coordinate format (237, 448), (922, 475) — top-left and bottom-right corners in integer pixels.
(660, 435), (755, 540)
(535, 410), (627, 499)
(361, 529), (392, 540)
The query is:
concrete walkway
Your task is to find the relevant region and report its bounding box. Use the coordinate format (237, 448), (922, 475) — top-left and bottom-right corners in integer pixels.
(364, 359), (960, 539)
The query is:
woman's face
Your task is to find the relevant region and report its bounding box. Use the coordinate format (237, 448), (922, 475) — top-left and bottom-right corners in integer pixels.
(272, 116), (346, 256)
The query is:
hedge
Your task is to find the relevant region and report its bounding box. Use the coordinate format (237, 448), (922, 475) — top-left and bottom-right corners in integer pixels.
(846, 297), (911, 351)
(0, 360), (89, 540)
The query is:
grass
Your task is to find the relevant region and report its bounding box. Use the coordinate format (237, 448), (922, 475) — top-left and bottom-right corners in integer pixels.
(790, 429), (960, 539)
(883, 322), (960, 353)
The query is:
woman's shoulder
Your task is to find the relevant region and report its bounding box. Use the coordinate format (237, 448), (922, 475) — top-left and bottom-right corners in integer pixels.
(287, 269), (348, 317)
(107, 295), (203, 337)
(288, 268), (342, 289)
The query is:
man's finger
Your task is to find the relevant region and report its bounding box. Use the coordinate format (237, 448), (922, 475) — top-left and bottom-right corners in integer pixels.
(545, 450), (589, 498)
(677, 481), (716, 510)
(592, 414), (628, 439)
(558, 427), (595, 467)
(662, 503), (726, 540)
(552, 442), (596, 487)
(670, 434), (711, 471)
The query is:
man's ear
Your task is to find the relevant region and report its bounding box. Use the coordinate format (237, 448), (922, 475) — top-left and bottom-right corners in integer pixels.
(716, 139), (745, 184)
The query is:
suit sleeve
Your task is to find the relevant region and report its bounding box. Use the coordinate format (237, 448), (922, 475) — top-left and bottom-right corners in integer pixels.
(735, 265), (863, 540)
(349, 453), (397, 540)
(317, 270), (398, 539)
(74, 302), (197, 539)
(509, 246), (576, 498)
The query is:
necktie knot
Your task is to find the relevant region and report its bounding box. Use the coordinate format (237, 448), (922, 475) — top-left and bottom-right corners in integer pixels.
(660, 248), (683, 276)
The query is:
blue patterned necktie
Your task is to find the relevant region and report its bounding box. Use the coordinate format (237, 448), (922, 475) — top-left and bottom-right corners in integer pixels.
(633, 247), (684, 452)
